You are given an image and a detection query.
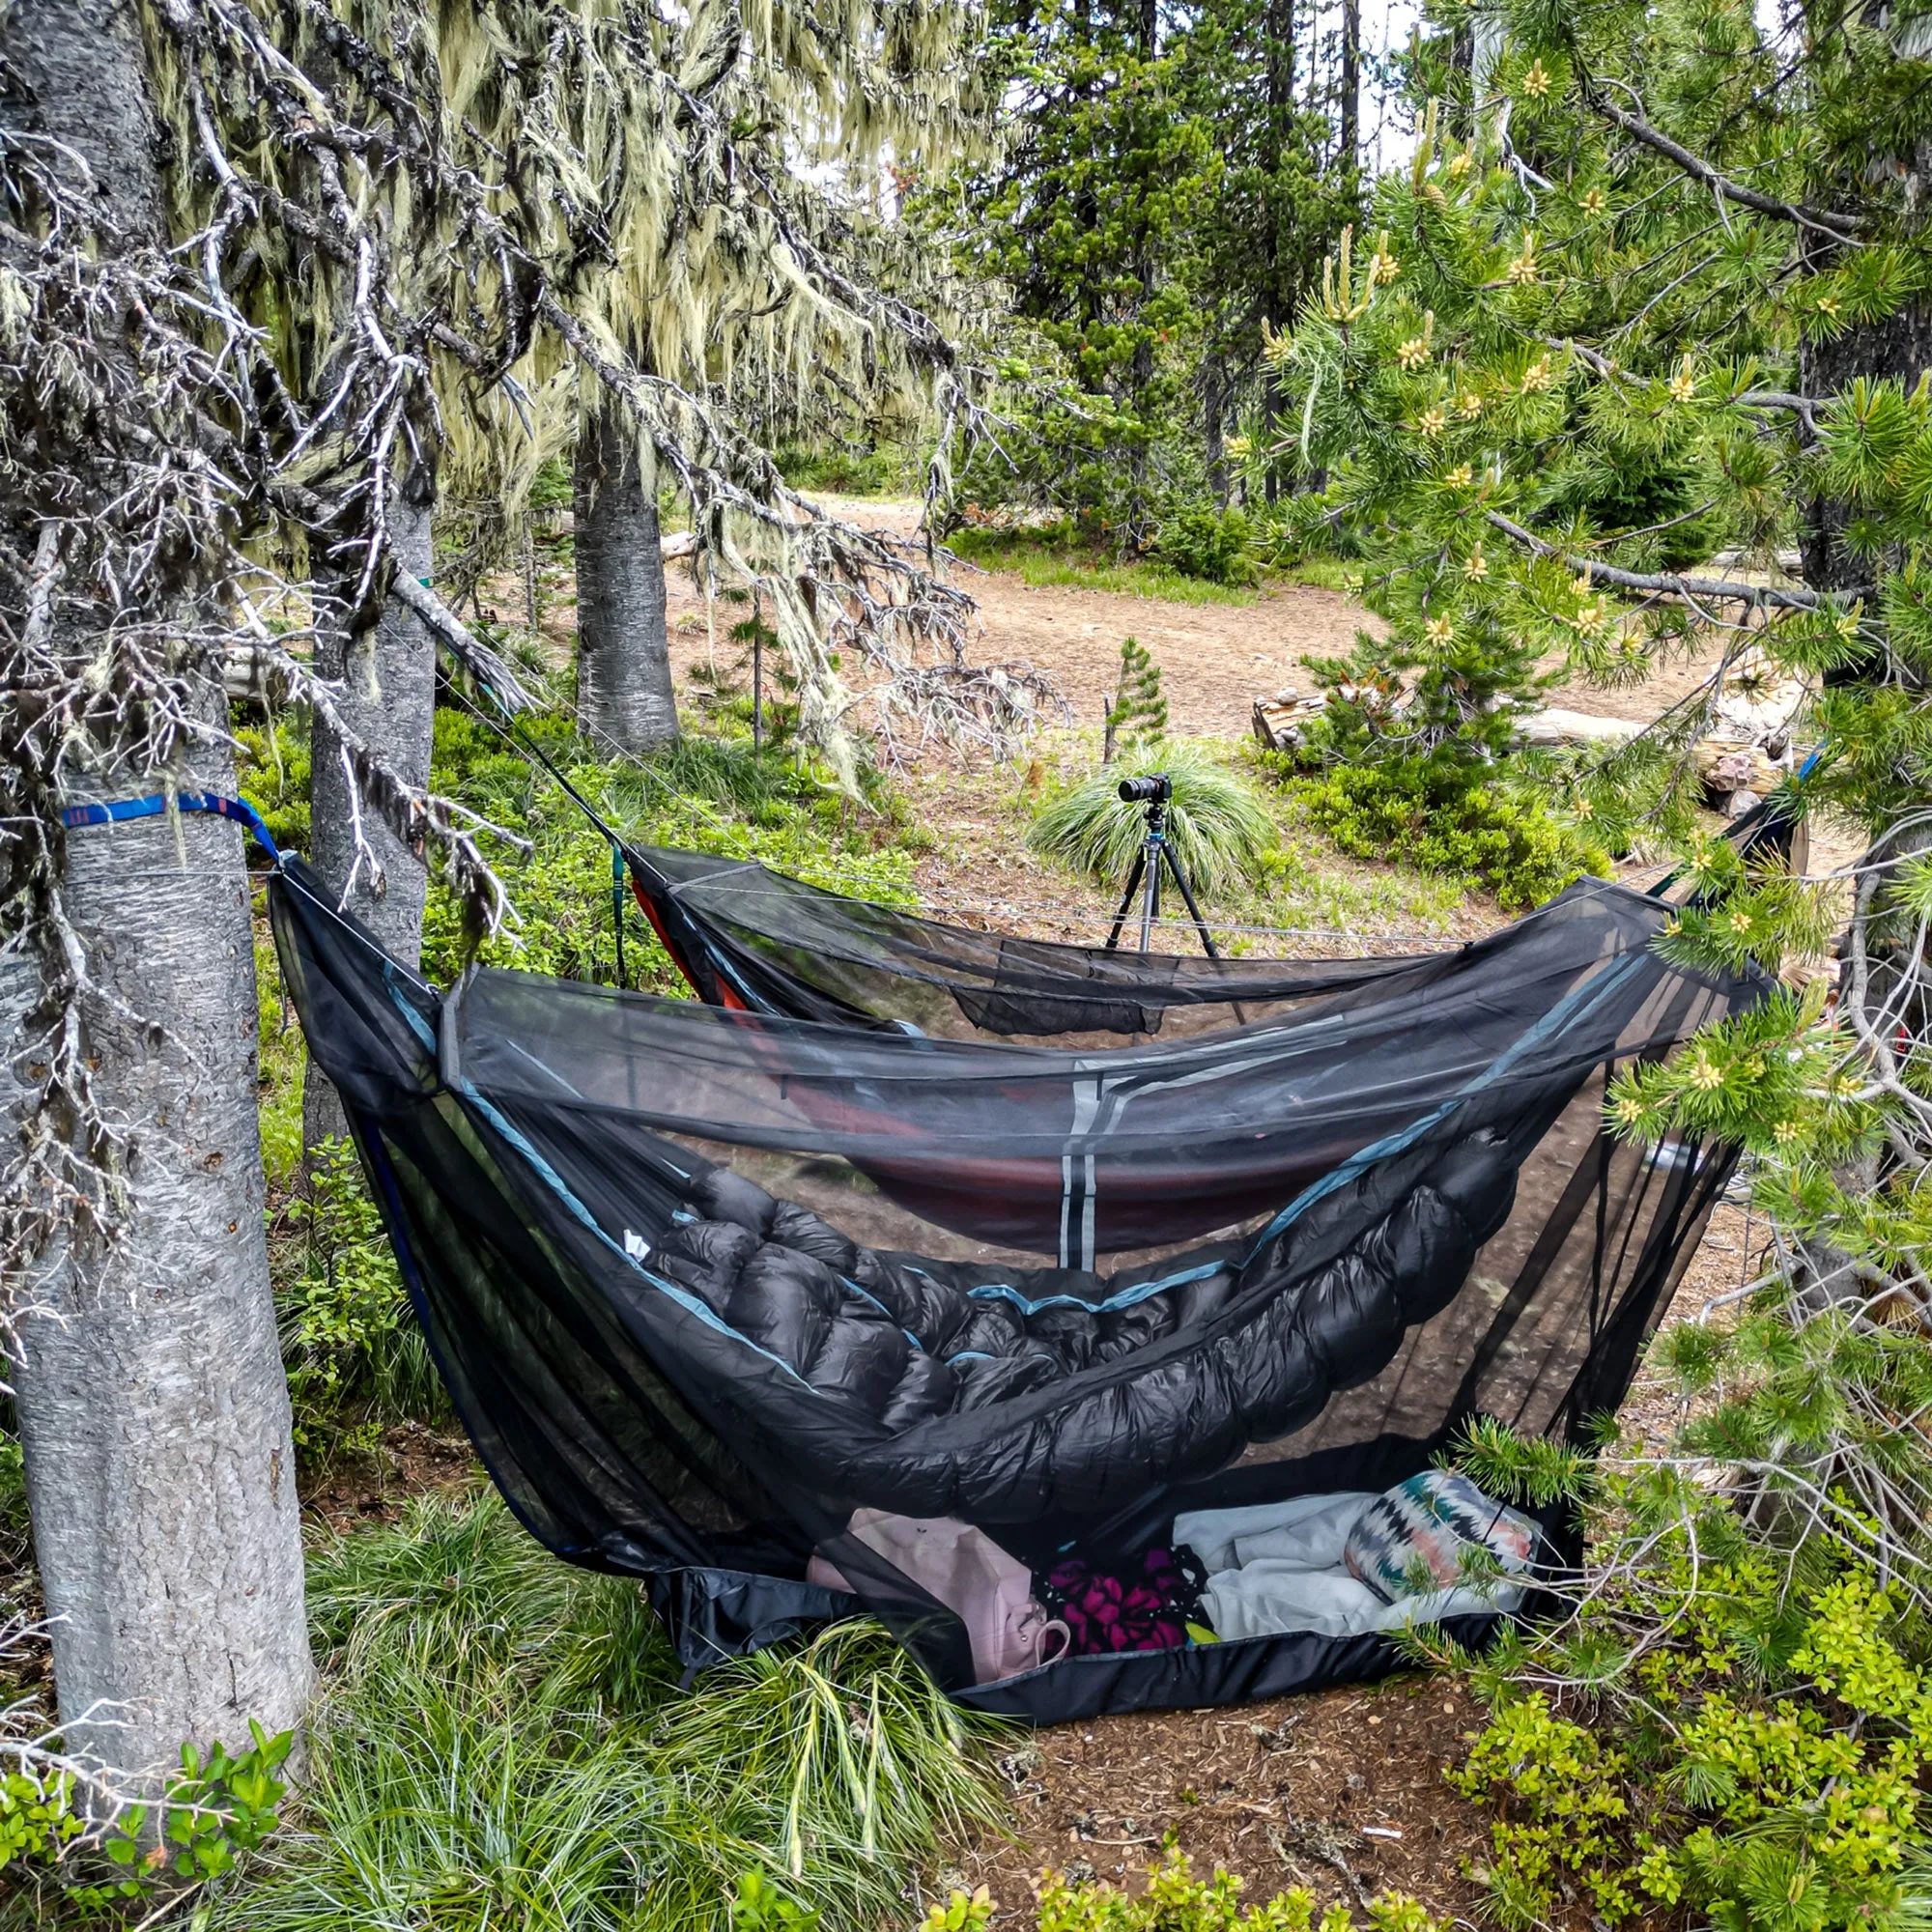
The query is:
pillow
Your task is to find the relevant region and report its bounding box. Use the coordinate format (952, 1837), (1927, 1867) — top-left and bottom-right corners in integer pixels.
(1343, 1471), (1537, 1604)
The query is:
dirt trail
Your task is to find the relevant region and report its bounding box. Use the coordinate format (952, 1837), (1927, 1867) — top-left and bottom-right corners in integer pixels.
(660, 495), (1377, 741)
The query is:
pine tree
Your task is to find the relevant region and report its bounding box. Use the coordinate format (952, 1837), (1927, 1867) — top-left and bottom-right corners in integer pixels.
(1275, 2), (1932, 1318)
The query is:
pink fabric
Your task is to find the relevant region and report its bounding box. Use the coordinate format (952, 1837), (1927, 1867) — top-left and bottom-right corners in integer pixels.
(810, 1511), (1068, 1683)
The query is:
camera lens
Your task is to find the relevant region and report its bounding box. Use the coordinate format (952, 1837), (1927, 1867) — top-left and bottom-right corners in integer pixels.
(1117, 774), (1173, 804)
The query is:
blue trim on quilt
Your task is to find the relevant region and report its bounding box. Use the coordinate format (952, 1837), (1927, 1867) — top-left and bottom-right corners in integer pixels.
(963, 1257), (1229, 1317)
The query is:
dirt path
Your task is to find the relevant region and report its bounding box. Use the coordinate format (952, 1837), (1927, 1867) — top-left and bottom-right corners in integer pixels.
(659, 495), (1375, 741)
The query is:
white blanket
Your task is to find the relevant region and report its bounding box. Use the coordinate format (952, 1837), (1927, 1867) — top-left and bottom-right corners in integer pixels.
(1174, 1493), (1523, 1643)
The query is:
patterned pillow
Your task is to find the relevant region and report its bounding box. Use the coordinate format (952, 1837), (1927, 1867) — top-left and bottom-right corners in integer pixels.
(1342, 1471), (1538, 1604)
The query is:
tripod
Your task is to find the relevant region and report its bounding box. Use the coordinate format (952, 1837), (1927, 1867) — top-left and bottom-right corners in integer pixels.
(1102, 774), (1220, 957)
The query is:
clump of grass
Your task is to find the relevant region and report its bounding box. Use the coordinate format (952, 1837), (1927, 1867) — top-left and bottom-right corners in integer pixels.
(1027, 744), (1277, 898)
(213, 1490), (1006, 1932)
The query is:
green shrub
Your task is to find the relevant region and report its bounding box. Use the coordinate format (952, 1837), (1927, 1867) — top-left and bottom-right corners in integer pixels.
(1038, 1848), (1443, 1932)
(730, 1847), (1442, 1932)
(774, 443), (918, 496)
(233, 716), (311, 858)
(1028, 744), (1278, 898)
(1102, 635), (1168, 759)
(1450, 1555), (1932, 1932)
(1269, 757), (1610, 911)
(276, 1141), (443, 1456)
(1154, 503), (1256, 585)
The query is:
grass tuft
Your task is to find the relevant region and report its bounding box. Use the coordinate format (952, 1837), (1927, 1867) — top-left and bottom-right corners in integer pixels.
(209, 1490), (1007, 1932)
(1027, 744), (1277, 898)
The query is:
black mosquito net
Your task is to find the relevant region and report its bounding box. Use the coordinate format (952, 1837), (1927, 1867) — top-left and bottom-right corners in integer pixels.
(272, 855), (1767, 1722)
(626, 842), (1452, 1041)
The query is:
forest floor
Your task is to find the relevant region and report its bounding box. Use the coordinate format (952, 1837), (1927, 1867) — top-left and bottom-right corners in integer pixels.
(443, 502), (1802, 1917)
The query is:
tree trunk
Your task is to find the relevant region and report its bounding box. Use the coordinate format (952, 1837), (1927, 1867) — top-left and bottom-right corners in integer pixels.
(1259, 0), (1296, 502)
(1799, 303), (1932, 616)
(1340, 0), (1360, 179)
(1, 0), (311, 1787)
(573, 406), (679, 755)
(1204, 355), (1228, 507)
(303, 469), (437, 1152)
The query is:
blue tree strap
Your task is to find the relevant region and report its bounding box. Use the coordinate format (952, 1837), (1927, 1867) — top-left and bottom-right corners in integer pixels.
(60, 791), (283, 865)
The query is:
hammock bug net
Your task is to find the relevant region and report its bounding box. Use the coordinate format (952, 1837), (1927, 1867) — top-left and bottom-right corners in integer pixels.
(272, 852), (1765, 1722)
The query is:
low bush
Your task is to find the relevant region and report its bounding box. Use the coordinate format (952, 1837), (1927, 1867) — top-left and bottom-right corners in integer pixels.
(275, 1142), (445, 1458)
(1153, 503), (1257, 585)
(736, 1845), (1444, 1932)
(1444, 1501), (1932, 1932)
(946, 520), (1260, 606)
(774, 442), (919, 496)
(1028, 744), (1278, 898)
(1267, 757), (1610, 911)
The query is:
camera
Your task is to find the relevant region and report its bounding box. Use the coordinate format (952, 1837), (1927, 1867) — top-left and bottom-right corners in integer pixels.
(1117, 773), (1173, 805)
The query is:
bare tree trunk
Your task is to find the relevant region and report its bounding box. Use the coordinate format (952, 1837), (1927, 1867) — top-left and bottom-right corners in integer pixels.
(1, 0), (312, 1787)
(1204, 354), (1228, 508)
(1340, 0), (1360, 179)
(574, 406), (679, 755)
(303, 469), (437, 1152)
(1260, 0), (1296, 502)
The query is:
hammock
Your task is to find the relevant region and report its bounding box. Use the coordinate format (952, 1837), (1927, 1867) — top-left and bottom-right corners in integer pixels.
(625, 841), (1429, 1040)
(273, 856), (1765, 1720)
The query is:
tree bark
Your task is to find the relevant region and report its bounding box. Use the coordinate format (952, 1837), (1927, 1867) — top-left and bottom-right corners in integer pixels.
(303, 469), (437, 1152)
(1339, 0), (1360, 179)
(1, 0), (312, 1786)
(573, 406), (679, 755)
(1799, 303), (1932, 611)
(1204, 354), (1228, 507)
(1259, 0), (1296, 501)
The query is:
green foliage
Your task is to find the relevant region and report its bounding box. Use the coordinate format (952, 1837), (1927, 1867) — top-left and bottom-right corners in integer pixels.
(773, 443), (920, 497)
(1452, 1550), (1932, 1932)
(930, 0), (1352, 533)
(0, 1428), (27, 1566)
(0, 1769), (82, 1874)
(1028, 744), (1277, 897)
(1268, 757), (1610, 911)
(944, 521), (1260, 605)
(208, 1489), (1004, 1932)
(1445, 1415), (1599, 1511)
(1037, 1847), (1444, 1932)
(275, 1141), (442, 1457)
(232, 715), (311, 859)
(1103, 636), (1168, 755)
(730, 1869), (824, 1932)
(418, 704), (922, 991)
(27, 1722), (297, 1912)
(1154, 504), (1257, 585)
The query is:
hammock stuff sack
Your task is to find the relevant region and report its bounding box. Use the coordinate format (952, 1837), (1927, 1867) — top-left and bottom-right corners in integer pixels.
(271, 856), (1766, 1722)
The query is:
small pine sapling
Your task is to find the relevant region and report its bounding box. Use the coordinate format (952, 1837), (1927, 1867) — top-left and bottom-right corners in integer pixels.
(1102, 636), (1169, 763)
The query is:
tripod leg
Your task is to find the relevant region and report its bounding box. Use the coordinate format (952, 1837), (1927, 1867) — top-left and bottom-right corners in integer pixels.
(1162, 843), (1220, 958)
(1140, 836), (1160, 952)
(1104, 850), (1147, 951)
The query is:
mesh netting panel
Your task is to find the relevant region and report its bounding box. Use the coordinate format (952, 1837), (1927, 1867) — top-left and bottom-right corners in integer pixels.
(628, 843), (1464, 1041)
